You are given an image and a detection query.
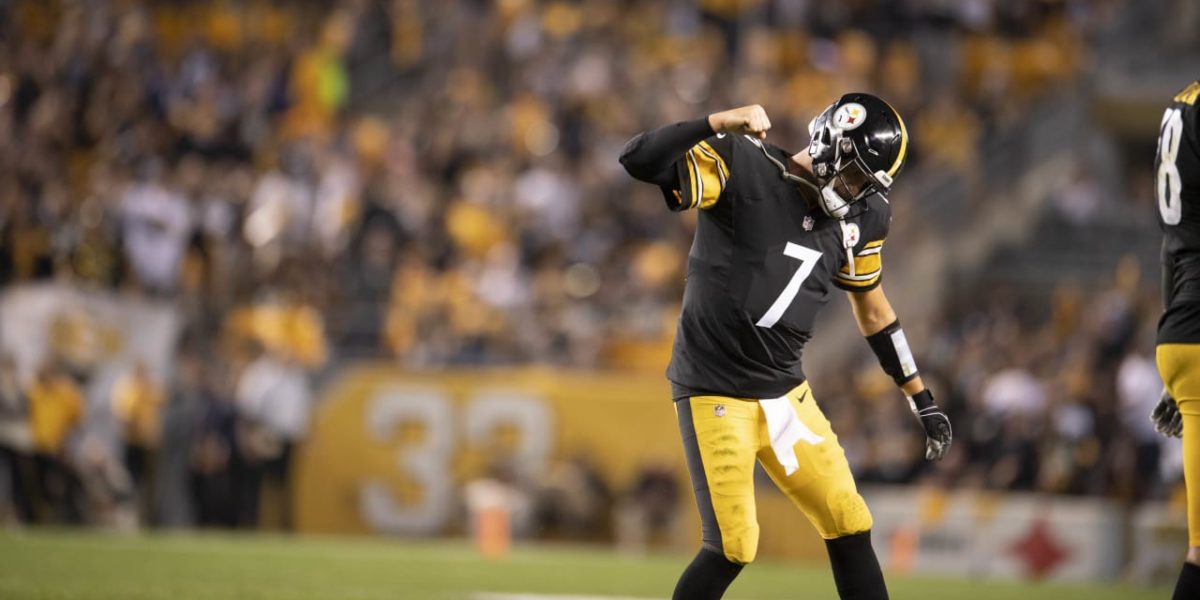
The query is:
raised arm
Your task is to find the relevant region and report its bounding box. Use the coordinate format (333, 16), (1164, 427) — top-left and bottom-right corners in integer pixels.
(619, 118), (715, 185)
(619, 105), (772, 185)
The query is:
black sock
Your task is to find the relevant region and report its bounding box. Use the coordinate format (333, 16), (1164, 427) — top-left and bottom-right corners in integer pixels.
(825, 531), (889, 600)
(672, 547), (743, 600)
(1174, 561), (1200, 600)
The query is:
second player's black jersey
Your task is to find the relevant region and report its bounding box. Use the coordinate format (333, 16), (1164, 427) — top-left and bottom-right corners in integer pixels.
(658, 133), (892, 399)
(1157, 81), (1200, 344)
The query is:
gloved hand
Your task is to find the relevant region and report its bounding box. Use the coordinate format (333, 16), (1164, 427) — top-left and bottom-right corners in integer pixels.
(908, 389), (952, 460)
(1151, 389), (1184, 438)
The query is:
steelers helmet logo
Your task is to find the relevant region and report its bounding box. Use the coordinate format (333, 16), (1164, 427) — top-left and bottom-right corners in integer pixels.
(832, 102), (867, 131)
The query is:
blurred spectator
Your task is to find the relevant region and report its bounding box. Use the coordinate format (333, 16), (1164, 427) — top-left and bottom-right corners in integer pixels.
(27, 362), (83, 523)
(614, 460), (680, 554)
(74, 429), (136, 530)
(110, 360), (165, 524)
(981, 366), (1046, 417)
(189, 374), (239, 528)
(233, 345), (314, 529)
(1117, 350), (1167, 502)
(119, 167), (193, 295)
(156, 349), (206, 527)
(1054, 166), (1103, 227)
(0, 355), (34, 523)
(534, 454), (612, 539)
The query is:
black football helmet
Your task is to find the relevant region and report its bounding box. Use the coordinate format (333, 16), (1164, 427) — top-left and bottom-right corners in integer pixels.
(807, 93), (908, 218)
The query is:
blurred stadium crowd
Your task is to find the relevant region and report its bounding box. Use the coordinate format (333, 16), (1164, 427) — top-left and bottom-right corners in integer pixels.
(0, 0), (1187, 532)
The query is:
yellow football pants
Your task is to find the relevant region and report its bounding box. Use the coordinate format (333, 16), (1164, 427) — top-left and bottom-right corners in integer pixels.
(1158, 344), (1200, 547)
(675, 381), (872, 564)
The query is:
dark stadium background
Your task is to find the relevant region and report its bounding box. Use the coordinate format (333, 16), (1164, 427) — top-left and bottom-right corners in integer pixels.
(0, 1), (1196, 598)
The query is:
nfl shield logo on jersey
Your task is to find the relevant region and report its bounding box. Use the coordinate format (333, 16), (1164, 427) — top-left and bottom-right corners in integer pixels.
(714, 404), (726, 417)
(803, 215), (814, 231)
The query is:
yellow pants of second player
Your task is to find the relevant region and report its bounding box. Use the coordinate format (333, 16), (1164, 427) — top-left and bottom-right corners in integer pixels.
(1158, 343), (1200, 548)
(675, 381), (873, 564)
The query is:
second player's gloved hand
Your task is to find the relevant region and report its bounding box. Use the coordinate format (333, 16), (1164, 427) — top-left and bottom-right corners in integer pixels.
(1151, 389), (1183, 438)
(908, 389), (952, 461)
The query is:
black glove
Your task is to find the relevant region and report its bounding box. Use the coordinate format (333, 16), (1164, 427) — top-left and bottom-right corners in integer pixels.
(908, 389), (952, 461)
(1151, 389), (1183, 438)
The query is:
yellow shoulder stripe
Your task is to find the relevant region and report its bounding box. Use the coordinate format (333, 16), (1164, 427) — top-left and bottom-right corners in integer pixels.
(682, 141), (729, 210)
(835, 272), (881, 288)
(1175, 81), (1200, 106)
(840, 254), (881, 276)
(696, 141), (730, 181)
(864, 239), (885, 249)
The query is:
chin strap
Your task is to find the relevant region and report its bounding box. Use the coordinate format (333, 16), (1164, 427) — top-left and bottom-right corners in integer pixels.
(819, 183), (851, 219)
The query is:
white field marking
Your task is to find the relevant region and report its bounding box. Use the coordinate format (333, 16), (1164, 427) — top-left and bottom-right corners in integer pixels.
(471, 594), (662, 600)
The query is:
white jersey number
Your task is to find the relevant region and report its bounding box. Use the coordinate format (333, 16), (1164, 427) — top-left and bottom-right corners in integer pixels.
(1158, 107), (1184, 225)
(756, 242), (822, 328)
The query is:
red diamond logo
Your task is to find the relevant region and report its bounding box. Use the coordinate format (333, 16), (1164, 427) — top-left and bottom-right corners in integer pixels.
(1007, 519), (1070, 579)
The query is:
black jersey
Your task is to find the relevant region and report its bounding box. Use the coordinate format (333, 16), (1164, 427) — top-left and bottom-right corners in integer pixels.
(1157, 81), (1200, 344)
(657, 132), (891, 399)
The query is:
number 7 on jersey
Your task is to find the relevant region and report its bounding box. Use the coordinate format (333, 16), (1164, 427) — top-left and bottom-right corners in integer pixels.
(756, 242), (823, 328)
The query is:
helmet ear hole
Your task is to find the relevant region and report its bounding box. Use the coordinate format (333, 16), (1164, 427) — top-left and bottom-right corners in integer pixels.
(839, 137), (853, 153)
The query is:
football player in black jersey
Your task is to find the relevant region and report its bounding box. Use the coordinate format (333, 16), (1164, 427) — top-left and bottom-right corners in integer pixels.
(620, 94), (951, 600)
(1150, 80), (1200, 600)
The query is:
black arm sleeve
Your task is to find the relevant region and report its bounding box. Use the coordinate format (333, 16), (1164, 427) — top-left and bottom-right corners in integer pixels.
(618, 117), (715, 186)
(866, 319), (920, 386)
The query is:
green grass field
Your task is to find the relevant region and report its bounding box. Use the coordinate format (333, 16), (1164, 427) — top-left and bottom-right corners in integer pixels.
(0, 530), (1166, 600)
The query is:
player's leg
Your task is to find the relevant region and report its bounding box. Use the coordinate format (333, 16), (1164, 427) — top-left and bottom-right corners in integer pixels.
(673, 395), (761, 600)
(1179, 409), (1200, 599)
(1156, 343), (1200, 600)
(757, 383), (888, 600)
